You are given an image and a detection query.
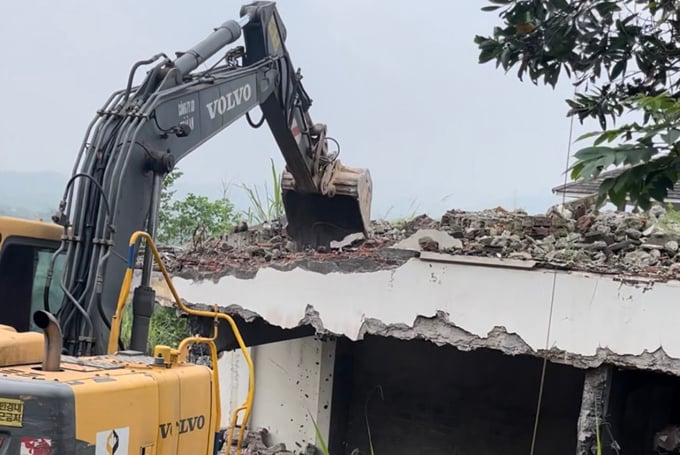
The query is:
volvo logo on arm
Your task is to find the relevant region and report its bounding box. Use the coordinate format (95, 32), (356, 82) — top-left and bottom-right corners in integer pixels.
(206, 84), (252, 120)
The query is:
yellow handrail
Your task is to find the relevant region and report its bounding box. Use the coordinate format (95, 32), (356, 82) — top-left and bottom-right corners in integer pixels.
(107, 231), (255, 455)
(176, 315), (221, 438)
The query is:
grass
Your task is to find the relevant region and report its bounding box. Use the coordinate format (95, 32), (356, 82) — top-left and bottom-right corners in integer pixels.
(379, 198), (422, 225)
(308, 413), (331, 455)
(306, 385), (383, 455)
(240, 158), (284, 225)
(659, 203), (680, 233)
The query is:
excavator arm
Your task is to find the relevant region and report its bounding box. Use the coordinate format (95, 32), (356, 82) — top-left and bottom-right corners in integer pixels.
(48, 1), (372, 356)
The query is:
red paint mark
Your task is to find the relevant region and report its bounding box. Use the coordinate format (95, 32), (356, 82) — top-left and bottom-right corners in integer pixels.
(290, 117), (301, 141)
(20, 437), (52, 455)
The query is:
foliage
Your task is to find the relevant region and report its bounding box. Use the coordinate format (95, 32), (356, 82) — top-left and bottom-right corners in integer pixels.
(381, 198), (422, 227)
(157, 169), (237, 245)
(158, 169), (183, 235)
(476, 0), (680, 210)
(657, 202), (680, 232)
(240, 158), (284, 225)
(308, 412), (331, 455)
(120, 300), (189, 355)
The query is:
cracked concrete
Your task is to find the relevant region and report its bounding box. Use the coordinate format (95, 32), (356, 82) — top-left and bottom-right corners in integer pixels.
(360, 312), (680, 375)
(168, 251), (680, 366)
(576, 366), (612, 455)
(186, 300), (680, 377)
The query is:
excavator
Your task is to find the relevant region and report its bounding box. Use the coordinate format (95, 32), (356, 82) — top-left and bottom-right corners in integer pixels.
(0, 2), (372, 454)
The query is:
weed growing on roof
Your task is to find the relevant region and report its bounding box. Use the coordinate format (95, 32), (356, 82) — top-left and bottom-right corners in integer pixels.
(240, 158), (284, 225)
(660, 204), (680, 233)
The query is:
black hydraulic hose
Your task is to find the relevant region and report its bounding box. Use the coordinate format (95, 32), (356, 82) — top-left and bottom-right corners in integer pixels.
(43, 232), (67, 312)
(59, 172), (112, 219)
(123, 53), (167, 104)
(44, 173), (113, 314)
(246, 110), (265, 128)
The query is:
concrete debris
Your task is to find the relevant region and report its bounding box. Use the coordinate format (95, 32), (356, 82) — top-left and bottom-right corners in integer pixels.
(155, 203), (680, 281)
(329, 232), (365, 250)
(391, 228), (462, 252)
(238, 428), (315, 455)
(655, 426), (680, 453)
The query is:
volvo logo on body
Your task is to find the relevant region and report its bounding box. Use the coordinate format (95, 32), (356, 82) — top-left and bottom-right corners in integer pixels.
(158, 415), (206, 438)
(206, 84), (252, 120)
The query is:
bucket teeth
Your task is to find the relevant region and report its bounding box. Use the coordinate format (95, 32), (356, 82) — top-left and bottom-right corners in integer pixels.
(281, 160), (372, 250)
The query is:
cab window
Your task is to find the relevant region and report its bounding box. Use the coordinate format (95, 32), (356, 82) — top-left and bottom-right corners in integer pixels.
(0, 238), (65, 332)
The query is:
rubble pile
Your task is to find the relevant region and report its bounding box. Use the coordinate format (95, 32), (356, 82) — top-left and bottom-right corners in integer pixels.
(235, 428), (315, 455)
(158, 216), (429, 278)
(159, 203), (680, 280)
(433, 204), (680, 276)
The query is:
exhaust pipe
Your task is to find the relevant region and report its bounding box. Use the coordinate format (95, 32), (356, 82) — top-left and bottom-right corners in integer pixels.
(33, 310), (62, 372)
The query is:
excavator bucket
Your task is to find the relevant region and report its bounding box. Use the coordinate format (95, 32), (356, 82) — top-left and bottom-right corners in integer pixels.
(281, 161), (372, 249)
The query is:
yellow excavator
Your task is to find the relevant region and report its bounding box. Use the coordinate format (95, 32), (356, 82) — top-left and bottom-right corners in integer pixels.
(0, 2), (372, 454)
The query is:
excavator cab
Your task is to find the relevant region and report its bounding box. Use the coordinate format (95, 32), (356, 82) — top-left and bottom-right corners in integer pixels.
(0, 217), (64, 332)
(281, 162), (372, 249)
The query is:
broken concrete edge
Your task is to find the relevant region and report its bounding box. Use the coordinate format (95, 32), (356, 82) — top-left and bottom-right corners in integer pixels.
(161, 248), (419, 283)
(184, 302), (680, 377)
(151, 246), (680, 286)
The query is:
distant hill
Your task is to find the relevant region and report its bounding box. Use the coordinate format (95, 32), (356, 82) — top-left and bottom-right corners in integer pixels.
(0, 171), (67, 220)
(0, 170), (253, 221)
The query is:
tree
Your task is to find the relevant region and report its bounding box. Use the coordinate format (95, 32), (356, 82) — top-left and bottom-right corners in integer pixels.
(156, 169), (236, 245)
(476, 0), (680, 209)
(158, 169), (183, 240)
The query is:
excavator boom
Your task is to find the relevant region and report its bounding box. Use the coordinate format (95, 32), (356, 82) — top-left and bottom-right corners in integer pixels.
(0, 4), (372, 454)
(44, 1), (372, 356)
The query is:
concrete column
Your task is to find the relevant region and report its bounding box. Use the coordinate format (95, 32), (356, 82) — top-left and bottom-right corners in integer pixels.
(576, 365), (613, 455)
(217, 348), (252, 428)
(237, 336), (337, 450)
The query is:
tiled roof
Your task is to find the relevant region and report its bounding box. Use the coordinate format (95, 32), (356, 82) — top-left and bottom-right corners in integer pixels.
(552, 168), (680, 202)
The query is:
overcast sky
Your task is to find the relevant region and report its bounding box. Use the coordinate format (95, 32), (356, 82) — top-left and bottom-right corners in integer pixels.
(0, 1), (595, 219)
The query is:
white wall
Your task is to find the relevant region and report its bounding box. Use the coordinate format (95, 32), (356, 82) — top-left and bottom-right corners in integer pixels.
(217, 337), (335, 450)
(173, 256), (680, 362)
(216, 348), (251, 429)
(171, 254), (680, 448)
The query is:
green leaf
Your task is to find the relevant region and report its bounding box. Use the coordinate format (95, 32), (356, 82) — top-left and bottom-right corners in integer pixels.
(573, 146), (616, 160)
(576, 131), (602, 142)
(308, 412), (330, 455)
(594, 1), (621, 16)
(661, 128), (680, 145)
(475, 0), (680, 209)
(549, 0), (570, 9)
(609, 60), (627, 80)
(482, 5), (502, 11)
(593, 130), (620, 145)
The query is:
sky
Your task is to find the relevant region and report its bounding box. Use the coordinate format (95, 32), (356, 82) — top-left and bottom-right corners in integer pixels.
(0, 0), (596, 220)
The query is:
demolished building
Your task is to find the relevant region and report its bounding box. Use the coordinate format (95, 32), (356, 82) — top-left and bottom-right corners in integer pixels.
(143, 203), (680, 455)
